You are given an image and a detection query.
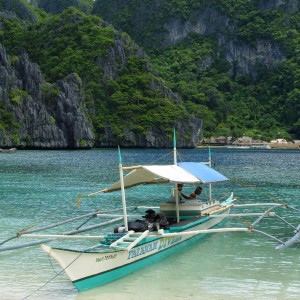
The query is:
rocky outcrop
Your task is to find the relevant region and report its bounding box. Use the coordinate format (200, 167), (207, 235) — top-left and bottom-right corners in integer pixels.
(163, 6), (229, 46)
(0, 44), (94, 148)
(0, 2), (203, 149)
(97, 34), (180, 101)
(258, 0), (299, 10)
(96, 118), (202, 148)
(97, 34), (149, 80)
(94, 0), (292, 76)
(0, 40), (201, 149)
(220, 38), (286, 76)
(94, 33), (200, 148)
(0, 0), (37, 23)
(51, 74), (94, 148)
(163, 6), (286, 76)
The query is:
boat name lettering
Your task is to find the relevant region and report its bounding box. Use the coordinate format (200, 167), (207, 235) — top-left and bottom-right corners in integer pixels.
(127, 241), (159, 259)
(95, 253), (117, 263)
(158, 236), (182, 250)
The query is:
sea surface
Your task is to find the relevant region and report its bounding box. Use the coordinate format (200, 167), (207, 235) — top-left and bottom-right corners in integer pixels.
(0, 148), (299, 300)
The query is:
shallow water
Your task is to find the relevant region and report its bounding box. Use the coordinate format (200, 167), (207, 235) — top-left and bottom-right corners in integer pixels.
(0, 148), (299, 300)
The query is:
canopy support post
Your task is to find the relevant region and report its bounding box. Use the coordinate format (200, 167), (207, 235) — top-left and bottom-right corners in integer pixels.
(118, 146), (128, 231)
(175, 185), (180, 223)
(208, 146), (212, 201)
(173, 129), (180, 223)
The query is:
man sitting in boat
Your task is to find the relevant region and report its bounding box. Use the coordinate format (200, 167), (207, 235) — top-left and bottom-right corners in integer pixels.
(170, 184), (202, 202)
(174, 183), (186, 202)
(182, 186), (203, 200)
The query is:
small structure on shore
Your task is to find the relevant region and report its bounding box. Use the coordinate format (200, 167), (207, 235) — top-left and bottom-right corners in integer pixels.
(270, 139), (288, 144)
(201, 136), (299, 149)
(0, 148), (17, 153)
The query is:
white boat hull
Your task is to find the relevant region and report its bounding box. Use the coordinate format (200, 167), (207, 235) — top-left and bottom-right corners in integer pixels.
(41, 205), (231, 291)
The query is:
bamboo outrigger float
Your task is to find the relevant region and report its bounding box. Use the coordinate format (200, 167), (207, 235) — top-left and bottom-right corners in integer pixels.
(0, 131), (299, 291)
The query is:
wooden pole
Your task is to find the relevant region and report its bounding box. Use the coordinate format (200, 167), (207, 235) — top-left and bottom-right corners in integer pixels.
(159, 227), (250, 237)
(173, 129), (180, 224)
(19, 234), (105, 240)
(0, 217), (123, 252)
(118, 146), (128, 231)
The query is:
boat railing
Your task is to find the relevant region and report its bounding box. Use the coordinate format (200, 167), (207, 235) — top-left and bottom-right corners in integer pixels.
(110, 230), (150, 251)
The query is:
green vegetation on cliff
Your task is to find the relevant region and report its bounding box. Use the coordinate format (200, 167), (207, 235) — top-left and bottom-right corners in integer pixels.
(152, 33), (300, 140)
(0, 0), (300, 144)
(0, 6), (190, 145)
(93, 0), (300, 140)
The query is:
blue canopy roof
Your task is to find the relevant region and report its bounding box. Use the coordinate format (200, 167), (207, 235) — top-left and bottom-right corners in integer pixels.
(178, 162), (228, 183)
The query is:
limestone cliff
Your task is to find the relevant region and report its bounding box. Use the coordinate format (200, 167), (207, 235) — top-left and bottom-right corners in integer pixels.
(0, 1), (204, 149)
(94, 34), (199, 148)
(162, 5), (287, 77)
(93, 0), (294, 76)
(0, 36), (201, 149)
(0, 0), (37, 22)
(0, 44), (94, 148)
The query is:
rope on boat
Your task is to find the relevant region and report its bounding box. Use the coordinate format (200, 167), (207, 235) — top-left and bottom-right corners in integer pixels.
(146, 150), (174, 165)
(22, 244), (94, 300)
(76, 214), (97, 230)
(231, 177), (289, 206)
(235, 216), (253, 228)
(0, 224), (36, 246)
(75, 193), (84, 208)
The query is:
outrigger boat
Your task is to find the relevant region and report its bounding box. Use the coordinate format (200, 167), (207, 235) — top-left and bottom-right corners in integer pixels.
(0, 132), (299, 292)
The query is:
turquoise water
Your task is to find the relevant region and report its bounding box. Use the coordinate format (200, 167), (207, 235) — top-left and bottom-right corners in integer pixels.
(0, 148), (299, 300)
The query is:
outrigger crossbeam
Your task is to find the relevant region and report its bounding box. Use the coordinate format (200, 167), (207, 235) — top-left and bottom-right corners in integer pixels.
(230, 202), (300, 250)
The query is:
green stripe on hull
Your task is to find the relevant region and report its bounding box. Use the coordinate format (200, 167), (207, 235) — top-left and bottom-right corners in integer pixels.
(74, 207), (230, 291)
(74, 232), (205, 291)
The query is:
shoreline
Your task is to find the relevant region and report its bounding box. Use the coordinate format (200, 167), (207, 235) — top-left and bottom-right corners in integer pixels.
(197, 143), (300, 150)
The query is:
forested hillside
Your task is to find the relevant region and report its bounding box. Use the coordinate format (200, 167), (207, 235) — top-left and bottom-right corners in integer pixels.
(94, 0), (300, 141)
(0, 0), (299, 149)
(0, 1), (199, 148)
